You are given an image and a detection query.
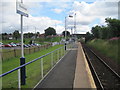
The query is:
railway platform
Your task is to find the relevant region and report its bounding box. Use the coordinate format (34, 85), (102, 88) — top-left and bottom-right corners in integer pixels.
(35, 42), (96, 89)
(73, 43), (96, 88)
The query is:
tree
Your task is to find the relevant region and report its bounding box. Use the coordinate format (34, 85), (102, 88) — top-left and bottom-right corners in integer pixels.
(36, 32), (40, 35)
(105, 18), (120, 38)
(85, 32), (93, 43)
(2, 33), (8, 40)
(24, 33), (34, 38)
(62, 31), (70, 37)
(91, 25), (101, 38)
(90, 18), (120, 40)
(44, 27), (56, 36)
(13, 30), (20, 40)
(99, 26), (109, 39)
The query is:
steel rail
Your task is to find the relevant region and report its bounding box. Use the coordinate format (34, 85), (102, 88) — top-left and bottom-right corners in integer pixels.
(89, 48), (120, 79)
(82, 48), (104, 89)
(82, 43), (120, 89)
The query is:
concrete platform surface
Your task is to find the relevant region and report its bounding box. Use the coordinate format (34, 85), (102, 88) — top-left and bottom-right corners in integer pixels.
(73, 43), (96, 88)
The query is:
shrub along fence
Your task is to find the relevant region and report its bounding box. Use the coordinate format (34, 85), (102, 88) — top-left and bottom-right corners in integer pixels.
(1, 43), (52, 61)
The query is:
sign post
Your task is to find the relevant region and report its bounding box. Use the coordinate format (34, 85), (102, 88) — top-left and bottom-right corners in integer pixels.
(16, 0), (28, 86)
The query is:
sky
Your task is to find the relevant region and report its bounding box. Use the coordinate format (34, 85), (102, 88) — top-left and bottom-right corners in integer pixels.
(0, 0), (119, 34)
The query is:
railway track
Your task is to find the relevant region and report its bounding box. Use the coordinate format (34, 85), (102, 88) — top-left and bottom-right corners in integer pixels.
(82, 43), (120, 90)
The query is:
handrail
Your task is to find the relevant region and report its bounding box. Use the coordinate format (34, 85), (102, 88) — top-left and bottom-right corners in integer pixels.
(0, 46), (64, 77)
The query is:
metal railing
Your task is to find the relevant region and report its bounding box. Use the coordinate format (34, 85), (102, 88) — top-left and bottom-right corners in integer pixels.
(0, 44), (72, 89)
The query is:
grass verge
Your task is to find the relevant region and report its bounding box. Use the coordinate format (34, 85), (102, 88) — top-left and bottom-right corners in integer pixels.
(87, 39), (119, 63)
(2, 44), (65, 88)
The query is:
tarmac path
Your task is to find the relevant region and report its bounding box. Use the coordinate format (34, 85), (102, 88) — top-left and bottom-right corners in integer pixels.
(35, 48), (77, 88)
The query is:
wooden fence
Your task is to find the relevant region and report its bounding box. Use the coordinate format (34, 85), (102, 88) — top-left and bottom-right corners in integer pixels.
(1, 44), (52, 61)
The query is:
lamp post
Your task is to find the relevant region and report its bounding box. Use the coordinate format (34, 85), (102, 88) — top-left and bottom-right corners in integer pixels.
(69, 15), (74, 39)
(65, 16), (67, 50)
(64, 15), (74, 50)
(74, 13), (76, 34)
(70, 13), (77, 40)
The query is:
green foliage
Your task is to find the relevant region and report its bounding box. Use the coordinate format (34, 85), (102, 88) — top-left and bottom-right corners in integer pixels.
(99, 26), (108, 39)
(89, 18), (120, 41)
(44, 27), (56, 36)
(2, 33), (8, 40)
(2, 45), (64, 88)
(87, 39), (119, 63)
(24, 32), (34, 38)
(105, 18), (120, 38)
(13, 30), (20, 40)
(44, 37), (62, 42)
(85, 32), (93, 42)
(91, 25), (101, 38)
(62, 31), (70, 37)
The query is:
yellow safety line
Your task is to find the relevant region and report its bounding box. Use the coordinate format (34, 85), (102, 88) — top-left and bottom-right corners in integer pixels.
(80, 43), (96, 88)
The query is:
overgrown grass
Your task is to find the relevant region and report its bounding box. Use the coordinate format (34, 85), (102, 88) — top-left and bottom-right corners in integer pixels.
(87, 39), (119, 63)
(2, 44), (65, 88)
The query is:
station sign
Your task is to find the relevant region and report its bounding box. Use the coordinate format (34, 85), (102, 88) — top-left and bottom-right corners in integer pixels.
(16, 1), (29, 17)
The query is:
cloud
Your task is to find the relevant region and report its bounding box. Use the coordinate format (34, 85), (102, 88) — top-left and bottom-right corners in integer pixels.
(23, 15), (62, 33)
(52, 8), (63, 14)
(67, 0), (118, 33)
(1, 0), (119, 35)
(1, 1), (62, 34)
(55, 25), (65, 34)
(77, 25), (91, 34)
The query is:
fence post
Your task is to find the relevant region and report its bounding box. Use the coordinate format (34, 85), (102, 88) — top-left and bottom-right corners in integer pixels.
(63, 46), (65, 55)
(51, 53), (53, 67)
(59, 49), (61, 58)
(20, 57), (26, 85)
(61, 48), (62, 57)
(29, 48), (30, 54)
(18, 69), (21, 90)
(34, 47), (35, 53)
(58, 49), (59, 61)
(65, 43), (66, 50)
(14, 49), (16, 57)
(41, 58), (43, 78)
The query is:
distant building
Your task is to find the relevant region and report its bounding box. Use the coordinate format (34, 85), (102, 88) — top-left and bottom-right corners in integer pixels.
(2, 34), (13, 40)
(38, 33), (45, 38)
(72, 34), (86, 38)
